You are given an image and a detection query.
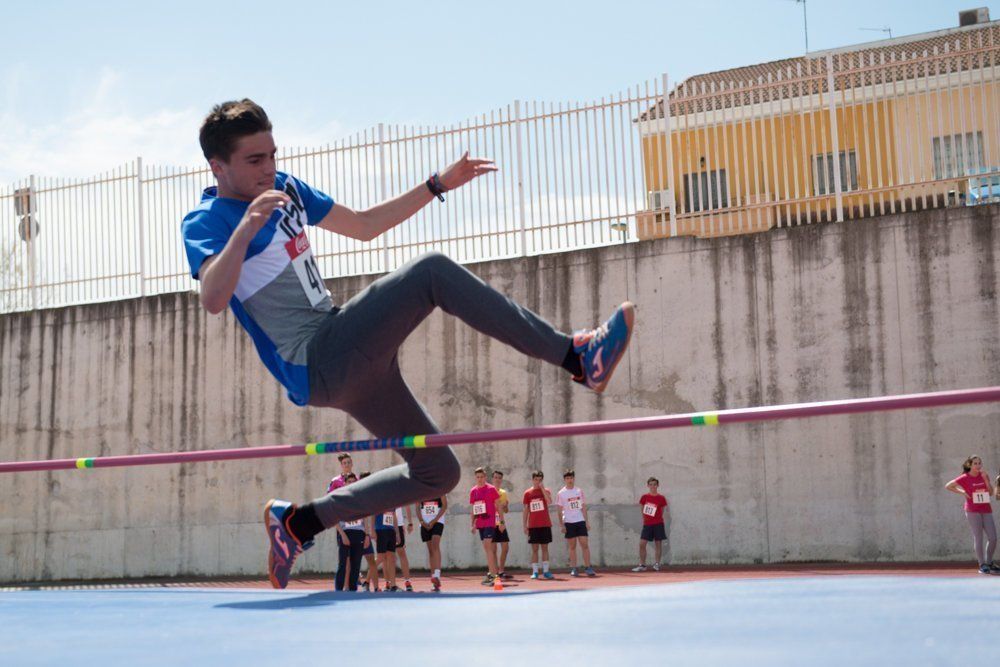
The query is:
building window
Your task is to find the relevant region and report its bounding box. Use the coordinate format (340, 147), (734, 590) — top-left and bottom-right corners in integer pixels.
(812, 150), (858, 196)
(683, 169), (729, 212)
(933, 131), (985, 179)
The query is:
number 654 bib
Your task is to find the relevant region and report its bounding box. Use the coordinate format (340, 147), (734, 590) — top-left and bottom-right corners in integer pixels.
(284, 232), (328, 307)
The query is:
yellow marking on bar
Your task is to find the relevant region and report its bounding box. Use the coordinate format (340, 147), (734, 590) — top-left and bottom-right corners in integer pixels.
(704, 414), (719, 426)
(76, 458), (89, 469)
(412, 435), (427, 448)
(305, 443), (319, 456)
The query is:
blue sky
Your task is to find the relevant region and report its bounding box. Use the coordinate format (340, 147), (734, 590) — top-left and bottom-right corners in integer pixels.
(1, 0), (994, 183)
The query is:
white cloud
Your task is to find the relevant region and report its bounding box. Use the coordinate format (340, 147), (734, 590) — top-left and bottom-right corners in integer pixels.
(0, 67), (349, 186)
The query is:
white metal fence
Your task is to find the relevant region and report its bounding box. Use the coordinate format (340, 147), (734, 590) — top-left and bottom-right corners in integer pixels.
(2, 24), (999, 314)
(0, 90), (657, 313)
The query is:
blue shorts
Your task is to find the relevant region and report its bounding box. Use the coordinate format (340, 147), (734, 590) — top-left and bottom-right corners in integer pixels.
(640, 524), (666, 542)
(478, 527), (496, 541)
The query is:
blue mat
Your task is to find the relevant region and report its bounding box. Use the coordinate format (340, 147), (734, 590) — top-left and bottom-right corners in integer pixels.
(1, 576), (996, 666)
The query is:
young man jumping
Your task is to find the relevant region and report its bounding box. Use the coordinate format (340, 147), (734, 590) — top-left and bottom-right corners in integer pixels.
(181, 99), (636, 588)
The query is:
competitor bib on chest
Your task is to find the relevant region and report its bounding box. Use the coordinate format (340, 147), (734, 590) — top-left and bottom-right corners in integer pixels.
(343, 519), (363, 529)
(421, 502), (439, 518)
(642, 503), (658, 517)
(973, 490), (991, 504)
(283, 231), (327, 307)
(568, 498), (582, 511)
(382, 512), (395, 526)
(472, 501), (487, 516)
(530, 499), (545, 513)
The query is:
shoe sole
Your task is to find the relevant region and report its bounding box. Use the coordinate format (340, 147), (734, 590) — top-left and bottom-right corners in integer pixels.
(263, 499), (282, 589)
(591, 302), (635, 394)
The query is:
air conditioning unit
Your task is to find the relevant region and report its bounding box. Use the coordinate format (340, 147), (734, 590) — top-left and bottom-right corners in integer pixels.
(959, 7), (990, 26)
(647, 189), (673, 210)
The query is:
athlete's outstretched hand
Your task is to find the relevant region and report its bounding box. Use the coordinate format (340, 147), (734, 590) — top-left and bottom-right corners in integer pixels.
(242, 189), (291, 232)
(439, 151), (498, 192)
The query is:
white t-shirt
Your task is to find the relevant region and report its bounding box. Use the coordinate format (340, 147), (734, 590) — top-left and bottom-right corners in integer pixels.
(419, 499), (447, 526)
(557, 486), (586, 523)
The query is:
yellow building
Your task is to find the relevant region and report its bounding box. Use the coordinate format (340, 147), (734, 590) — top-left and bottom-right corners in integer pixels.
(637, 14), (1000, 239)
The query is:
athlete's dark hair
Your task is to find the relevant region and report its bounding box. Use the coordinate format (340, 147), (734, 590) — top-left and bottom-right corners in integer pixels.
(359, 471), (371, 479)
(563, 469), (575, 478)
(474, 466), (486, 475)
(963, 456), (982, 473)
(532, 470), (544, 479)
(338, 453), (352, 463)
(492, 470), (504, 478)
(199, 99), (272, 162)
(345, 473), (358, 482)
(647, 476), (659, 485)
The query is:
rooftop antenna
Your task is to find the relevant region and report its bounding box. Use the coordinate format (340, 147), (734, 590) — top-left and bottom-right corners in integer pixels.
(860, 26), (894, 39)
(787, 0), (809, 52)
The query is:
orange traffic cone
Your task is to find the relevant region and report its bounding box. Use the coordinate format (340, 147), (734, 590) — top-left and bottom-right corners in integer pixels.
(493, 576), (504, 591)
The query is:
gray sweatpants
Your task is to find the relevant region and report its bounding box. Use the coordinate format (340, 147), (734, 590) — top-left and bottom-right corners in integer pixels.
(304, 251), (572, 529)
(965, 511), (997, 566)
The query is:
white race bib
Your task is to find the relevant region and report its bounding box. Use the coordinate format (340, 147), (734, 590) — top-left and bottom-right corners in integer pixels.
(421, 503), (439, 521)
(343, 519), (363, 529)
(382, 512), (395, 526)
(642, 503), (658, 517)
(568, 498), (582, 511)
(284, 231), (327, 307)
(472, 501), (487, 516)
(973, 490), (991, 504)
(529, 499), (545, 513)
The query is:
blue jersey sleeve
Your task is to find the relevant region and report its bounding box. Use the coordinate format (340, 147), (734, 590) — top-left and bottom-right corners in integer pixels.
(288, 175), (335, 225)
(181, 208), (230, 279)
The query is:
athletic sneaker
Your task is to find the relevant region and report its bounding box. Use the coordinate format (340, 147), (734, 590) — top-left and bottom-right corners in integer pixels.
(981, 564), (993, 575)
(569, 568), (579, 577)
(481, 574), (496, 586)
(387, 585), (400, 592)
(631, 565), (647, 572)
(585, 567), (597, 577)
(430, 575), (441, 592)
(572, 302), (636, 393)
(530, 572), (539, 580)
(404, 580), (414, 592)
(361, 580), (370, 592)
(652, 563), (661, 571)
(542, 571), (555, 580)
(264, 499), (313, 589)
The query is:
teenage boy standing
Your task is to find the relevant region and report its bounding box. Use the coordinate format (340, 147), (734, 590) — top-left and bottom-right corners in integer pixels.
(633, 477), (669, 572)
(556, 469), (595, 577)
(522, 471), (554, 580)
(491, 470), (512, 579)
(469, 466), (501, 585)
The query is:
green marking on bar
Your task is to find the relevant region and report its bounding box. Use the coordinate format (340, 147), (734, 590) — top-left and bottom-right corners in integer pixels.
(76, 458), (94, 469)
(691, 415), (706, 426)
(403, 436), (415, 448)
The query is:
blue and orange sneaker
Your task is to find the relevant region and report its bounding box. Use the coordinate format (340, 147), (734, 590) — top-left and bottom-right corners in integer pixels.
(572, 302), (636, 393)
(264, 499), (313, 589)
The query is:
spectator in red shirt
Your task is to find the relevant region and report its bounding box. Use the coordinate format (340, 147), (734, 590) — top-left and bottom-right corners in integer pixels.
(946, 455), (998, 574)
(522, 470), (554, 580)
(326, 453), (354, 493)
(469, 466), (501, 586)
(632, 476), (669, 572)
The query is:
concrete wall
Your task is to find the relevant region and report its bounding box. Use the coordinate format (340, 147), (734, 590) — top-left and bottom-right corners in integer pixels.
(2, 205), (1000, 582)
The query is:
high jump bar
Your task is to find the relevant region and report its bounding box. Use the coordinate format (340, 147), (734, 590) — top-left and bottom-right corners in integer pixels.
(2, 386), (998, 474)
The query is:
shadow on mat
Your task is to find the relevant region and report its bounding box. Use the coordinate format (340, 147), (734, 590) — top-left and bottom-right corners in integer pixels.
(216, 589), (564, 610)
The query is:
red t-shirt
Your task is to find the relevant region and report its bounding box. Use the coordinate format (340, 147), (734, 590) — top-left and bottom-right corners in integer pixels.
(327, 474), (348, 493)
(639, 493), (668, 525)
(523, 487), (552, 528)
(469, 484), (500, 528)
(954, 473), (992, 513)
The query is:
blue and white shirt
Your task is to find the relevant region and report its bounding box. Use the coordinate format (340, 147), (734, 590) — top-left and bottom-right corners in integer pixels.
(181, 173), (335, 405)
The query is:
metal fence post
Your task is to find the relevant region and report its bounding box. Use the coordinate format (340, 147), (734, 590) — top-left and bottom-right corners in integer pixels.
(378, 123), (390, 272)
(27, 174), (38, 310)
(662, 73), (678, 237)
(135, 157), (147, 297)
(825, 54), (845, 222)
(514, 100), (527, 256)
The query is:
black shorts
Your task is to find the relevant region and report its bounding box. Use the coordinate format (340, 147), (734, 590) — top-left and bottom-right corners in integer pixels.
(493, 524), (510, 543)
(478, 527), (496, 541)
(376, 529), (396, 552)
(564, 521), (588, 539)
(395, 526), (406, 548)
(641, 524), (667, 542)
(420, 523), (445, 542)
(528, 526), (553, 544)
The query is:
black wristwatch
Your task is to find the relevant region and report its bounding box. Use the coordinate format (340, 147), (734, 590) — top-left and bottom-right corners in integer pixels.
(426, 172), (446, 202)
